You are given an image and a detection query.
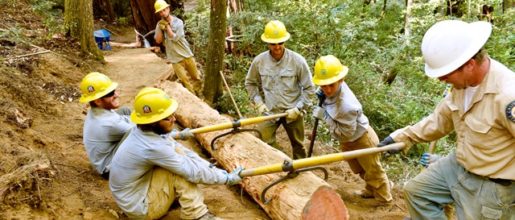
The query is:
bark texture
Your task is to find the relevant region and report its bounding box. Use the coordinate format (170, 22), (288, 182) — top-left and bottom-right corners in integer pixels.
(162, 81), (345, 220)
(64, 0), (103, 59)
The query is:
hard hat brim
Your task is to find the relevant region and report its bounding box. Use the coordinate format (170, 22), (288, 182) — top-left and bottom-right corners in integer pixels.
(130, 100), (178, 124)
(79, 82), (118, 103)
(313, 67), (349, 86)
(155, 3), (170, 13)
(424, 21), (492, 78)
(261, 33), (291, 44)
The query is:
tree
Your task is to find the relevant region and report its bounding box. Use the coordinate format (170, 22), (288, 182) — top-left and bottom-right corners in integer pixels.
(203, 0), (227, 104)
(93, 0), (116, 22)
(64, 0), (103, 60)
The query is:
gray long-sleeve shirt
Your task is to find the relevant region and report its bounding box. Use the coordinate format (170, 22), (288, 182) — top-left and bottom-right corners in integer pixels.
(322, 82), (369, 142)
(109, 128), (228, 219)
(154, 15), (194, 63)
(245, 49), (315, 112)
(83, 107), (134, 174)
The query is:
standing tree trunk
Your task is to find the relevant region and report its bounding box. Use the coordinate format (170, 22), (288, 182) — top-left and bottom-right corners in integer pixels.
(129, 0), (184, 47)
(64, 0), (103, 60)
(93, 0), (116, 22)
(203, 0), (227, 105)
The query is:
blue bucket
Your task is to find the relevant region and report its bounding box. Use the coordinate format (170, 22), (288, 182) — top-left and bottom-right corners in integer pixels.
(94, 29), (111, 50)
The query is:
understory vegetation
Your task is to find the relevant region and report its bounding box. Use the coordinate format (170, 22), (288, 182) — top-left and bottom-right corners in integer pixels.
(187, 0), (514, 182)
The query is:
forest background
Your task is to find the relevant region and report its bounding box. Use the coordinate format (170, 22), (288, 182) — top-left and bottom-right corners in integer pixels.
(3, 0), (514, 183)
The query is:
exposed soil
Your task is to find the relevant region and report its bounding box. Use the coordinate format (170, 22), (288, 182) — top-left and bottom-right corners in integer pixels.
(0, 1), (409, 219)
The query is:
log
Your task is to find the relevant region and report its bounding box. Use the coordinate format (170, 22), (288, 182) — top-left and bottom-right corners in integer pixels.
(162, 81), (347, 220)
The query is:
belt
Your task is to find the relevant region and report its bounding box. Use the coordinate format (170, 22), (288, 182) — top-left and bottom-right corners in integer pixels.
(489, 178), (513, 186)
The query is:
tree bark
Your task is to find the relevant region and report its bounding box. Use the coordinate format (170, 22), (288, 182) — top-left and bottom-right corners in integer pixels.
(64, 0), (103, 60)
(203, 0), (227, 105)
(162, 81), (347, 220)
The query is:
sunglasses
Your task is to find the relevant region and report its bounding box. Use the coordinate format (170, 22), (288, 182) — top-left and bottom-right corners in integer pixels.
(101, 90), (116, 98)
(269, 42), (284, 46)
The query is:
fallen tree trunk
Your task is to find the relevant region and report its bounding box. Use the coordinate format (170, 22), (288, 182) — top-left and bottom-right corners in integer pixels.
(162, 81), (347, 220)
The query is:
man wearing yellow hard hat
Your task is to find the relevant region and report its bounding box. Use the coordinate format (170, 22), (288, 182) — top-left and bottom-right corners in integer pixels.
(109, 88), (242, 220)
(311, 55), (392, 203)
(79, 72), (134, 179)
(378, 20), (514, 219)
(245, 20), (315, 159)
(154, 0), (202, 95)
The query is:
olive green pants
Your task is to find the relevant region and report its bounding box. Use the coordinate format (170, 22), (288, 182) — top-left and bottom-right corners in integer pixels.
(172, 57), (201, 95)
(258, 116), (306, 159)
(341, 126), (392, 202)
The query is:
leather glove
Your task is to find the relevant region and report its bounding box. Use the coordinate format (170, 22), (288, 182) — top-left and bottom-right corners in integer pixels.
(171, 128), (195, 140)
(225, 166), (244, 185)
(420, 153), (442, 168)
(257, 103), (269, 115)
(286, 107), (301, 122)
(378, 136), (401, 154)
(158, 19), (169, 31)
(312, 106), (326, 120)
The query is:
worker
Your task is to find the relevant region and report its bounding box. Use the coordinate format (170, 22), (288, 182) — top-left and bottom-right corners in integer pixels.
(378, 20), (514, 219)
(154, 0), (202, 95)
(245, 20), (315, 159)
(79, 72), (134, 179)
(109, 87), (242, 220)
(311, 55), (392, 203)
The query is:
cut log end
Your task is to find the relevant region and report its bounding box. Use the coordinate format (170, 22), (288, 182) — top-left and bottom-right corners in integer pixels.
(302, 186), (349, 220)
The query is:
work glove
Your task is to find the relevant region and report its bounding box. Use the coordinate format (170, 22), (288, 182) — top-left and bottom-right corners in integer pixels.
(158, 19), (169, 31)
(378, 136), (401, 154)
(171, 128), (195, 140)
(312, 106), (326, 120)
(257, 103), (269, 115)
(225, 166), (244, 185)
(286, 107), (302, 122)
(420, 153), (442, 168)
(315, 88), (326, 101)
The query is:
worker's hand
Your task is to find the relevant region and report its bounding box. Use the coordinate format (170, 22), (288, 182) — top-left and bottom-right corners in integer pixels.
(312, 106), (326, 120)
(420, 153), (442, 168)
(286, 107), (301, 122)
(171, 128), (195, 140)
(158, 19), (169, 31)
(225, 166), (244, 185)
(257, 103), (269, 115)
(378, 136), (401, 154)
(315, 88), (326, 101)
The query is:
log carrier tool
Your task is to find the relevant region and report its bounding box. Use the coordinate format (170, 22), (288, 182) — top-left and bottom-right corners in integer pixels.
(239, 143), (405, 204)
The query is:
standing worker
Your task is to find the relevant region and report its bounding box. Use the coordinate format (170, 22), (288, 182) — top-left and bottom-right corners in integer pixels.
(378, 20), (514, 219)
(79, 72), (134, 179)
(109, 88), (242, 220)
(154, 0), (202, 95)
(311, 55), (392, 203)
(245, 20), (315, 159)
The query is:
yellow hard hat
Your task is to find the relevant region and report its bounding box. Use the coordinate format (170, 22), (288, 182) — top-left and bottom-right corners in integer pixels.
(261, 20), (291, 44)
(130, 88), (178, 124)
(154, 0), (170, 13)
(313, 55), (349, 86)
(79, 72), (118, 103)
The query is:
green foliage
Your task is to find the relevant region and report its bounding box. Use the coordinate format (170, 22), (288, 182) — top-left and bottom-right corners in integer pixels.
(116, 17), (129, 26)
(186, 1), (514, 182)
(28, 0), (64, 38)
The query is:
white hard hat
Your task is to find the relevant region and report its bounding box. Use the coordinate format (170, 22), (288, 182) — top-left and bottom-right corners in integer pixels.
(421, 20), (492, 78)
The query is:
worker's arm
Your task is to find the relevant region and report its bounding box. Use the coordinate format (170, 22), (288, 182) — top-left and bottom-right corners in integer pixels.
(154, 24), (164, 44)
(245, 57), (264, 106)
(295, 56), (315, 111)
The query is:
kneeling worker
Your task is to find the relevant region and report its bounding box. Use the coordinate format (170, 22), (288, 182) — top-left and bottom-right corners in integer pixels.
(109, 88), (242, 220)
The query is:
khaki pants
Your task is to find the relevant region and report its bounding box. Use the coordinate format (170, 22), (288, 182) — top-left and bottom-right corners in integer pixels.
(146, 167), (208, 220)
(173, 57), (201, 95)
(258, 116), (306, 159)
(341, 126), (392, 202)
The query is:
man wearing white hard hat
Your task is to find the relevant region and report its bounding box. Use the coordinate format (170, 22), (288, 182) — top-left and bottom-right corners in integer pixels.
(377, 20), (514, 219)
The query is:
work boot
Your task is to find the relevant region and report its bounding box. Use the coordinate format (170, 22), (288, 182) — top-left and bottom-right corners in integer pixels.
(195, 212), (222, 220)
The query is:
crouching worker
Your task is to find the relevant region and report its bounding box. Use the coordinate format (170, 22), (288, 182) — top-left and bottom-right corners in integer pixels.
(311, 55), (392, 203)
(109, 88), (242, 220)
(80, 72), (134, 179)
